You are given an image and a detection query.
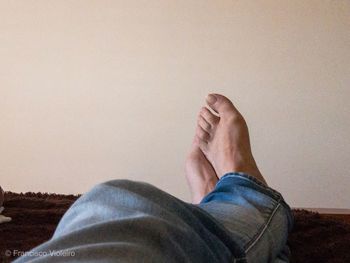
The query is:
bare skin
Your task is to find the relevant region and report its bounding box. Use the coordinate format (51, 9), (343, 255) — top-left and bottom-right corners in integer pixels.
(185, 93), (267, 203)
(185, 136), (219, 204)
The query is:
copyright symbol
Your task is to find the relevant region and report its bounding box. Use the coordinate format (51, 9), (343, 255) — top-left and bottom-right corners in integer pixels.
(5, 250), (11, 257)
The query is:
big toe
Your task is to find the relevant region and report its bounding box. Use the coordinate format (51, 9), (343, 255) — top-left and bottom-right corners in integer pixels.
(206, 93), (239, 116)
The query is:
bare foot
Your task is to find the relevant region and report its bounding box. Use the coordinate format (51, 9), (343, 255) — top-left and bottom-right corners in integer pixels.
(196, 93), (267, 185)
(185, 136), (219, 204)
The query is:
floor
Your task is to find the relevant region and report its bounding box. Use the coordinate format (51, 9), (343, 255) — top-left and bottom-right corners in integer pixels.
(298, 208), (350, 223)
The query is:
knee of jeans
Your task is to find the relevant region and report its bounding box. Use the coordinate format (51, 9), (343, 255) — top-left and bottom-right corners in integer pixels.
(82, 180), (131, 199)
(73, 180), (133, 204)
(102, 179), (158, 195)
(102, 179), (136, 189)
(85, 179), (160, 204)
(89, 179), (143, 194)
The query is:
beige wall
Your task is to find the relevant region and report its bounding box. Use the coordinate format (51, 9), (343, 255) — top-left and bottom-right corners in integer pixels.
(1, 0), (349, 208)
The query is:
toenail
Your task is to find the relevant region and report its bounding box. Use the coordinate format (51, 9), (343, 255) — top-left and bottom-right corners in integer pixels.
(206, 94), (217, 105)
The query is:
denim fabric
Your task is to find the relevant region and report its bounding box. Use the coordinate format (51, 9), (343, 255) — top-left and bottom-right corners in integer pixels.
(199, 173), (294, 262)
(14, 173), (293, 263)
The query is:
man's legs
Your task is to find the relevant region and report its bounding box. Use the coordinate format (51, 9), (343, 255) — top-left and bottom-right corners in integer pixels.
(198, 173), (293, 262)
(14, 93), (293, 263)
(185, 94), (293, 262)
(14, 180), (242, 263)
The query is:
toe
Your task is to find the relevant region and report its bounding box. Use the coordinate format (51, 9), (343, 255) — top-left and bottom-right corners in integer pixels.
(198, 115), (211, 133)
(196, 125), (210, 142)
(206, 93), (240, 116)
(200, 107), (219, 127)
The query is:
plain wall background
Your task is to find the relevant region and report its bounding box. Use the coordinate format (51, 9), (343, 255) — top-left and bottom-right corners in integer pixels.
(1, 0), (349, 208)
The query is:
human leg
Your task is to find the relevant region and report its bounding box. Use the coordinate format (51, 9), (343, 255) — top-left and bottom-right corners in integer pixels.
(14, 180), (243, 262)
(186, 94), (293, 262)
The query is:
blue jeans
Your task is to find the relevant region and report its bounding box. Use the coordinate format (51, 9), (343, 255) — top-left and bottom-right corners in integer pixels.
(14, 173), (293, 263)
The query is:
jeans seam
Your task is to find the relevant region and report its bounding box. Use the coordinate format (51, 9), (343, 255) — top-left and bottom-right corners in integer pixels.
(244, 199), (282, 254)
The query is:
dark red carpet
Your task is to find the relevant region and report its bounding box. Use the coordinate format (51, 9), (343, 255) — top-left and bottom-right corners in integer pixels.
(1, 192), (349, 263)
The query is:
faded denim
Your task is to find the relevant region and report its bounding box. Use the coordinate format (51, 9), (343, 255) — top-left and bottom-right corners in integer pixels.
(15, 172), (293, 263)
